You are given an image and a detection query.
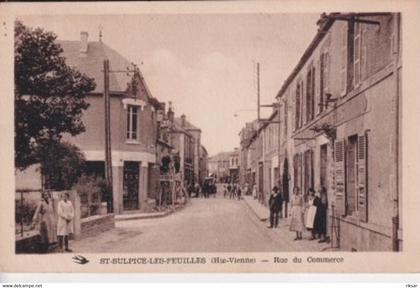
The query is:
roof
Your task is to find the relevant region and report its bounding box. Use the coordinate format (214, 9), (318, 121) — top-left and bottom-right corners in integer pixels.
(57, 40), (132, 94)
(275, 12), (391, 99)
(174, 117), (201, 131)
(275, 14), (335, 99)
(209, 151), (235, 161)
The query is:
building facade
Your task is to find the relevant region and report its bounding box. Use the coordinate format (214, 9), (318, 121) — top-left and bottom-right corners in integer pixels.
(239, 13), (401, 251)
(58, 32), (162, 214)
(208, 151), (237, 183)
(199, 145), (209, 185)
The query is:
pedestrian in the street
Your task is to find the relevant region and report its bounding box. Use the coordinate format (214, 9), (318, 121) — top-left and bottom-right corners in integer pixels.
(31, 190), (57, 253)
(223, 185), (228, 198)
(212, 183), (217, 198)
(252, 184), (257, 199)
(313, 187), (328, 243)
(227, 183), (232, 199)
(289, 186), (305, 240)
(194, 182), (201, 198)
(237, 185), (242, 200)
(57, 192), (74, 252)
(268, 186), (282, 228)
(305, 188), (318, 240)
(244, 182), (249, 196)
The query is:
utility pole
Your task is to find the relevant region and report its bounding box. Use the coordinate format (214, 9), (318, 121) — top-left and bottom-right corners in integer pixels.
(103, 59), (139, 213)
(257, 62), (260, 121)
(104, 60), (113, 199)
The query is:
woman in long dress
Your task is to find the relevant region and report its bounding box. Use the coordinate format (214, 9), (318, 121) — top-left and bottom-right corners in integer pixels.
(289, 187), (305, 240)
(57, 192), (74, 252)
(31, 191), (57, 253)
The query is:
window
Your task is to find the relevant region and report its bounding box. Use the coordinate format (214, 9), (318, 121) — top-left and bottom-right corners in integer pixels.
(335, 134), (369, 221)
(295, 81), (303, 130)
(303, 149), (314, 197)
(126, 105), (138, 140)
(353, 22), (362, 87)
(306, 65), (316, 122)
(340, 23), (348, 96)
(319, 52), (329, 113)
(284, 99), (288, 137)
(346, 135), (358, 215)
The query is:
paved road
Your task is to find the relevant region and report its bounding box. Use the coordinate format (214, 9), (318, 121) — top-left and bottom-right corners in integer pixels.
(72, 198), (285, 253)
(72, 184), (330, 253)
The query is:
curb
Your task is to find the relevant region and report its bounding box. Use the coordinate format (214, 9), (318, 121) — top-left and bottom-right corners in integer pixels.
(115, 203), (187, 221)
(243, 197), (268, 222)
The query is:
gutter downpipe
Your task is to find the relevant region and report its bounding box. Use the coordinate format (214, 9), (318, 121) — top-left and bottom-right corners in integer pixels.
(392, 13), (401, 252)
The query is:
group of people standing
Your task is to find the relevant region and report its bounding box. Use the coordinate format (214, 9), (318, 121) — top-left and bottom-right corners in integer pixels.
(31, 191), (75, 253)
(289, 186), (328, 242)
(223, 183), (242, 200)
(266, 185), (328, 243)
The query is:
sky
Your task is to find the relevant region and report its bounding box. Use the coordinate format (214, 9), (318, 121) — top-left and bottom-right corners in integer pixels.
(19, 14), (320, 157)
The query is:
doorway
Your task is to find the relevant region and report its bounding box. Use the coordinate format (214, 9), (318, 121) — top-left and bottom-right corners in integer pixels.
(123, 161), (140, 211)
(320, 144), (328, 189)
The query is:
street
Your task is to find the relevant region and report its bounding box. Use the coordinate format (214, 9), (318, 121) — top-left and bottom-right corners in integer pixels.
(72, 186), (330, 253)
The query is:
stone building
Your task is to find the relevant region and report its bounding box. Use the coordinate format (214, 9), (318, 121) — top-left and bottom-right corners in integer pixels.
(199, 145), (209, 185)
(55, 32), (163, 214)
(275, 13), (401, 251)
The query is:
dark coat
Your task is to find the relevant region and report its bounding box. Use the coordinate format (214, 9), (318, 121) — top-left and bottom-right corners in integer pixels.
(313, 195), (328, 235)
(269, 193), (283, 212)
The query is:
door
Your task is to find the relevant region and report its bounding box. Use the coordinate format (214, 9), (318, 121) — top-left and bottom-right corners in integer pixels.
(123, 161), (140, 211)
(258, 162), (264, 203)
(304, 150), (313, 195)
(346, 136), (357, 215)
(320, 144), (328, 189)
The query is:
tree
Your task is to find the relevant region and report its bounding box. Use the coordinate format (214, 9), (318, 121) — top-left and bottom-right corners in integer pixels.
(38, 141), (86, 191)
(14, 21), (96, 170)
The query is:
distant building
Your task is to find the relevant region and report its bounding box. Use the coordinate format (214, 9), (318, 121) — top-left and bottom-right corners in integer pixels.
(199, 145), (209, 185)
(208, 150), (239, 183)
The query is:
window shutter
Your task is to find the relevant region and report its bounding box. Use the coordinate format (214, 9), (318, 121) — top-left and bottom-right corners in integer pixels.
(340, 24), (348, 96)
(353, 22), (362, 87)
(357, 134), (368, 222)
(334, 140), (346, 216)
(319, 54), (324, 114)
(324, 52), (330, 98)
(311, 66), (316, 120)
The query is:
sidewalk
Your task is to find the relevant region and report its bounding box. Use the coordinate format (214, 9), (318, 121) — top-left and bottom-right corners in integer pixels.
(243, 196), (335, 252)
(115, 204), (186, 222)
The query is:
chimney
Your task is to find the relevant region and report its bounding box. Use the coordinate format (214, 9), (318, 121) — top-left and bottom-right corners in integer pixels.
(167, 101), (174, 123)
(80, 31), (89, 54)
(181, 114), (186, 127)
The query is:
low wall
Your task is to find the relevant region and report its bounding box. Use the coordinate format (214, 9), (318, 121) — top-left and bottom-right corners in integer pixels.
(331, 216), (403, 251)
(79, 214), (115, 239)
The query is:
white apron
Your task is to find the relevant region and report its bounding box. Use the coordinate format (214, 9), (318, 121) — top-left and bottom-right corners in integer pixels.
(57, 200), (74, 236)
(305, 198), (317, 229)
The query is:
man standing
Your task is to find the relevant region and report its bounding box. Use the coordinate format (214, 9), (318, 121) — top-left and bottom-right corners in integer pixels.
(268, 186), (283, 228)
(57, 192), (74, 252)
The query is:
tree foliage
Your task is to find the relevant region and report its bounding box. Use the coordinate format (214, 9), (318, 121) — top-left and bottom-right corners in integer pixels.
(38, 141), (86, 191)
(15, 21), (96, 170)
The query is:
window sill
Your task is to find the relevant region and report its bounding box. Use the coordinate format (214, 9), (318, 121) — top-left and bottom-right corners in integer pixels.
(125, 140), (141, 145)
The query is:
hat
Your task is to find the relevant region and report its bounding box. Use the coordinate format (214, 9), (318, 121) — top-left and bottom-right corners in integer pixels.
(272, 186), (279, 192)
